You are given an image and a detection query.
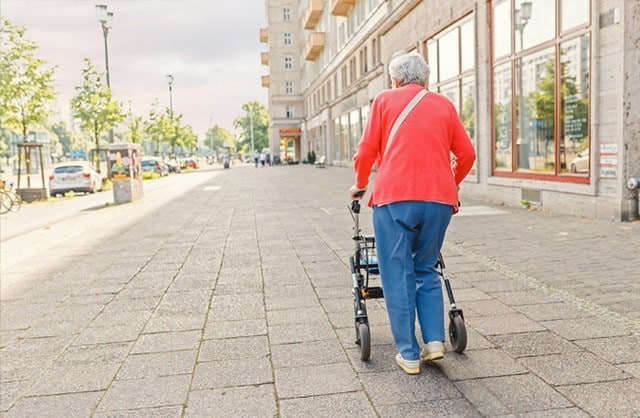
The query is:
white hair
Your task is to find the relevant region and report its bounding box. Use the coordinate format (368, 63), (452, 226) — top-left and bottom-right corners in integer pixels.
(388, 51), (430, 86)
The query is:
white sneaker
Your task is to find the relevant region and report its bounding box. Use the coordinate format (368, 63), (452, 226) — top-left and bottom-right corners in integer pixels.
(421, 341), (444, 362)
(395, 353), (420, 374)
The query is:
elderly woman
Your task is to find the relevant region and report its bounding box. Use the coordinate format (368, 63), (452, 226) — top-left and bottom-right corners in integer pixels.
(349, 51), (475, 374)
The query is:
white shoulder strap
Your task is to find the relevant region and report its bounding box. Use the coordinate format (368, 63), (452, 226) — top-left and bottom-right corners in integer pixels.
(384, 89), (428, 155)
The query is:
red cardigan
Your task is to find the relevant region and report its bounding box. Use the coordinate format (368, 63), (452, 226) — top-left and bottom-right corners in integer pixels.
(353, 84), (476, 209)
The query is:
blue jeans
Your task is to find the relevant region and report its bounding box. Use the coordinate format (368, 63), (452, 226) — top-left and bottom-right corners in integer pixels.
(372, 201), (452, 361)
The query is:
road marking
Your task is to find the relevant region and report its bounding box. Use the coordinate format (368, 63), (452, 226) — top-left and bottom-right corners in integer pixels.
(203, 186), (222, 191)
(320, 207), (332, 215)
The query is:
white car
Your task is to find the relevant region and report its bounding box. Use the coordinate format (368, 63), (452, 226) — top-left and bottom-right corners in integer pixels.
(49, 161), (103, 196)
(570, 148), (589, 173)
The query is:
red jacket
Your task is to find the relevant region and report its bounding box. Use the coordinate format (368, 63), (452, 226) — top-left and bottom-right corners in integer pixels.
(353, 83), (476, 209)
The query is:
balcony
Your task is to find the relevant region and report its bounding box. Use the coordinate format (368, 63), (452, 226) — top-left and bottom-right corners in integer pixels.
(261, 51), (269, 66)
(304, 0), (324, 30)
(261, 75), (270, 88)
(304, 32), (325, 61)
(330, 0), (356, 16)
(259, 28), (268, 43)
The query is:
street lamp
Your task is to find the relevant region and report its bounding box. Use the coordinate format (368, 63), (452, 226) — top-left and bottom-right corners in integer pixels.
(515, 1), (532, 169)
(95, 4), (114, 144)
(166, 74), (174, 158)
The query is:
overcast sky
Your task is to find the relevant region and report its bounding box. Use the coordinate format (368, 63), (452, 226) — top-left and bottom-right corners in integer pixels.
(0, 0), (269, 138)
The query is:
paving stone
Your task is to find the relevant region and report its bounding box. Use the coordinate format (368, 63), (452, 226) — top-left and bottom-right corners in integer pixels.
(454, 380), (510, 416)
(377, 398), (481, 417)
(185, 385), (276, 417)
(471, 279), (530, 293)
(275, 362), (360, 399)
(271, 339), (347, 368)
(0, 354), (56, 383)
(468, 313), (546, 335)
(7, 391), (103, 417)
(142, 313), (205, 333)
(131, 330), (201, 354)
(492, 407), (591, 417)
(514, 302), (593, 321)
(192, 358), (272, 389)
(557, 379), (640, 417)
(90, 310), (152, 328)
(268, 321), (335, 345)
(574, 334), (640, 364)
(1, 336), (71, 359)
(437, 349), (528, 381)
(58, 342), (132, 365)
(518, 352), (629, 385)
(203, 318), (267, 339)
(491, 290), (554, 306)
(488, 331), (582, 358)
(0, 380), (29, 412)
(97, 374), (191, 412)
(101, 297), (160, 313)
(619, 362), (640, 379)
(542, 317), (630, 340)
(266, 306), (327, 325)
(280, 391), (376, 417)
(208, 294), (265, 320)
(360, 366), (462, 405)
(93, 405), (184, 417)
(73, 324), (145, 345)
(27, 362), (120, 396)
(265, 295), (321, 311)
(462, 300), (519, 317)
(198, 335), (268, 361)
(117, 350), (197, 379)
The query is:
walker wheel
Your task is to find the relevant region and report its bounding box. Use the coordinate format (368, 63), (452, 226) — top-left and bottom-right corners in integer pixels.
(356, 322), (371, 361)
(449, 314), (467, 353)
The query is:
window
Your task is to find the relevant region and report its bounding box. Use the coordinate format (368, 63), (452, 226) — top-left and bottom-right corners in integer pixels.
(284, 55), (293, 70)
(285, 81), (293, 95)
(284, 32), (292, 46)
(426, 15), (477, 176)
(283, 7), (291, 21)
(286, 106), (294, 118)
(491, 0), (591, 180)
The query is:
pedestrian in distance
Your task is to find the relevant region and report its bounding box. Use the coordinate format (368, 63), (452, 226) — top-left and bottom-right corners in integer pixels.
(254, 150), (260, 168)
(349, 51), (476, 375)
(259, 151), (266, 167)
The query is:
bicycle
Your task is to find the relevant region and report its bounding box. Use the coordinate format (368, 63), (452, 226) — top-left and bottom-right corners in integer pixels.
(0, 181), (22, 214)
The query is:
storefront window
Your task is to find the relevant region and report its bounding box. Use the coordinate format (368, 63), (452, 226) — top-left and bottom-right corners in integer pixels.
(427, 40), (438, 85)
(349, 109), (361, 159)
(439, 29), (459, 82)
(333, 118), (341, 162)
(340, 114), (349, 162)
(493, 0), (510, 58)
(561, 0), (589, 32)
(560, 34), (590, 175)
(491, 0), (591, 181)
(493, 62), (512, 172)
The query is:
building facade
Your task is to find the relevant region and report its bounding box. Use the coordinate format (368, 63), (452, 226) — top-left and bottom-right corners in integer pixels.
(260, 0), (640, 221)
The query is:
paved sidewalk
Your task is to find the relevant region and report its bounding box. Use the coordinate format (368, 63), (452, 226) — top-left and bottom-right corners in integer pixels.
(1, 164), (639, 417)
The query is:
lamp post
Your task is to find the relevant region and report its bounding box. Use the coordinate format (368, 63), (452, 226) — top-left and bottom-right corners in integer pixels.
(515, 1), (532, 169)
(95, 4), (114, 144)
(166, 74), (174, 158)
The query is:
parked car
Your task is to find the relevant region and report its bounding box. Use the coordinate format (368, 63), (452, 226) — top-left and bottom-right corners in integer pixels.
(49, 161), (103, 196)
(182, 158), (199, 169)
(140, 157), (169, 176)
(570, 148), (589, 173)
(165, 160), (181, 174)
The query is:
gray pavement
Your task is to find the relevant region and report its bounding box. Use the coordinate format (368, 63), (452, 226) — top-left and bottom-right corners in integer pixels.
(1, 163), (639, 417)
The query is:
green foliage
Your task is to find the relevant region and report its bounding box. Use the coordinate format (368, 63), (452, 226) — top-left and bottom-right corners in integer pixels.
(124, 107), (143, 143)
(70, 58), (125, 171)
(233, 101), (268, 153)
(143, 99), (172, 156)
(0, 18), (57, 141)
(204, 125), (234, 154)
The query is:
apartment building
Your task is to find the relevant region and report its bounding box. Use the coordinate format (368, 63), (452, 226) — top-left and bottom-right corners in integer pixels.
(260, 0), (640, 221)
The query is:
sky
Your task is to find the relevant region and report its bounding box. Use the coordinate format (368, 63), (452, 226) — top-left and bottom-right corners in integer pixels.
(0, 0), (269, 138)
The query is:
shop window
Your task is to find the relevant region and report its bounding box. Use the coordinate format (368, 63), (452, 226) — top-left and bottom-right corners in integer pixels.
(491, 0), (591, 180)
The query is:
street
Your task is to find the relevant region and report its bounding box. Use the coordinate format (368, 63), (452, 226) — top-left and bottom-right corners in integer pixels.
(0, 163), (639, 417)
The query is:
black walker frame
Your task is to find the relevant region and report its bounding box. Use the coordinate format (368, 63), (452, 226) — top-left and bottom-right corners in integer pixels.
(349, 199), (467, 361)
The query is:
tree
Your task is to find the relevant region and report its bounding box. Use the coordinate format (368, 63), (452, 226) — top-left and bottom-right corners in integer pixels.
(50, 121), (73, 156)
(234, 101), (268, 153)
(70, 58), (124, 173)
(124, 107), (143, 143)
(0, 18), (56, 144)
(204, 125), (234, 156)
(143, 99), (173, 157)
